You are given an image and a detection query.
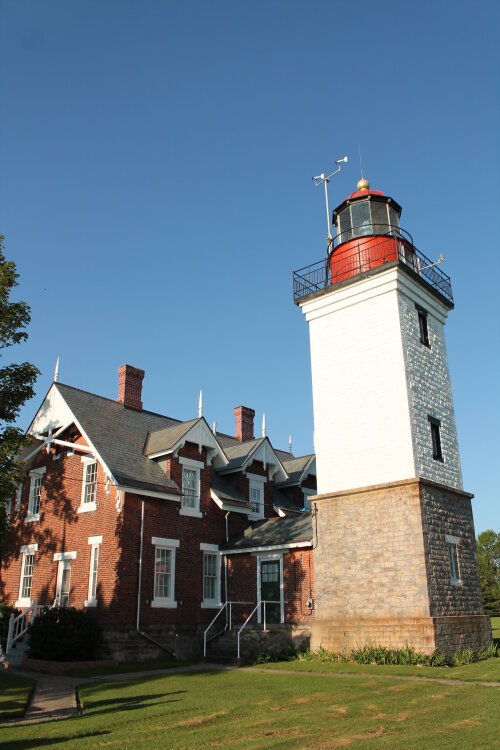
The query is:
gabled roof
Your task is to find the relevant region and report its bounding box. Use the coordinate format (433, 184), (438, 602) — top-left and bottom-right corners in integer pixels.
(46, 384), (182, 497)
(222, 514), (312, 553)
(277, 454), (316, 487)
(217, 437), (288, 481)
(144, 417), (227, 467)
(144, 418), (200, 456)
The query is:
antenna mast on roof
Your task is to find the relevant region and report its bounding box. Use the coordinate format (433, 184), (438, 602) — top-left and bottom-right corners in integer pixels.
(313, 155), (348, 251)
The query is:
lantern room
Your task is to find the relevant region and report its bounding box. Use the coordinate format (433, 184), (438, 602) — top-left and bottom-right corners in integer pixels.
(333, 178), (402, 244)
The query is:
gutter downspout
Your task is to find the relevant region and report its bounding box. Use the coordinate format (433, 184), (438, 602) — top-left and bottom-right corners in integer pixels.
(136, 498), (175, 658)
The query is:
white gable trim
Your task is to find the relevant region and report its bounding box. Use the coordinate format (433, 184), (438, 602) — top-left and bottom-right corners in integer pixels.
(149, 418), (228, 467)
(244, 438), (287, 482)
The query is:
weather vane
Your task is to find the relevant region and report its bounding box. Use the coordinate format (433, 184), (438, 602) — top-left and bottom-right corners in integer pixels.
(313, 156), (348, 250)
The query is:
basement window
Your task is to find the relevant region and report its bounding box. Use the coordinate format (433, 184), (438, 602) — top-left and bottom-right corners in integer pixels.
(428, 416), (443, 462)
(416, 305), (430, 347)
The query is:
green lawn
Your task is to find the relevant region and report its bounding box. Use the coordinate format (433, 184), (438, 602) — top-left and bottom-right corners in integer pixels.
(491, 616), (500, 643)
(260, 656), (500, 682)
(0, 670), (35, 720)
(67, 658), (195, 677)
(1, 668), (499, 748)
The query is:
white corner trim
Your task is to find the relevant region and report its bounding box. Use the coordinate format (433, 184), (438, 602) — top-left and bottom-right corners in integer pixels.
(179, 456), (205, 470)
(445, 534), (459, 545)
(88, 535), (103, 545)
(53, 550), (77, 561)
(152, 536), (180, 548)
(200, 542), (219, 552)
(78, 501), (97, 514)
(29, 466), (47, 476)
(21, 543), (38, 554)
(179, 507), (203, 518)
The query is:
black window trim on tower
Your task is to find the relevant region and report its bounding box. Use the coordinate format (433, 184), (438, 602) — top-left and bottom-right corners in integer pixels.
(428, 415), (443, 462)
(416, 304), (430, 348)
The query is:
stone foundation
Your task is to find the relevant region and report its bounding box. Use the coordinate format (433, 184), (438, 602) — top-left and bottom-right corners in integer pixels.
(311, 614), (492, 655)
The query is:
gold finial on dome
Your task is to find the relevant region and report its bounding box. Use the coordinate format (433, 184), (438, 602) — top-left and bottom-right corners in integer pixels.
(357, 177), (370, 192)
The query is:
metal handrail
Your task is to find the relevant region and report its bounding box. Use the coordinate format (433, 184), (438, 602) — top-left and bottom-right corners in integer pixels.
(293, 231), (453, 305)
(6, 600), (38, 655)
(237, 600), (281, 659)
(203, 601), (255, 657)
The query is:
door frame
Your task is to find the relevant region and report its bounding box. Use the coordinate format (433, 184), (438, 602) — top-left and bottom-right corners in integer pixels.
(53, 550), (76, 606)
(256, 553), (284, 624)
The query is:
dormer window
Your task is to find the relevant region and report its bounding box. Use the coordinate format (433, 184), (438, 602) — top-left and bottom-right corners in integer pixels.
(179, 457), (203, 518)
(248, 474), (265, 519)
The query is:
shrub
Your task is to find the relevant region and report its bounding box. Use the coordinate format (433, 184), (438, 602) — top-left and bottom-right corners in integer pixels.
(252, 643), (296, 664)
(28, 607), (101, 661)
(477, 643), (498, 661)
(429, 650), (448, 667)
(452, 648), (475, 666)
(0, 603), (20, 653)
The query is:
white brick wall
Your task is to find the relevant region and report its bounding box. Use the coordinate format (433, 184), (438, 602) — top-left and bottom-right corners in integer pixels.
(300, 266), (462, 494)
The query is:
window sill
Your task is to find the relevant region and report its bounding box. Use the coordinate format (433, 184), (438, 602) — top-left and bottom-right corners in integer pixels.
(84, 599), (97, 607)
(450, 578), (462, 587)
(78, 502), (97, 514)
(25, 513), (40, 523)
(15, 599), (31, 608)
(179, 507), (203, 518)
(249, 512), (265, 521)
(201, 601), (222, 609)
(151, 599), (177, 609)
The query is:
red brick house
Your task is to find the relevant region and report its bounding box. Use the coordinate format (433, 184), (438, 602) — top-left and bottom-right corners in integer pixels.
(1, 364), (316, 658)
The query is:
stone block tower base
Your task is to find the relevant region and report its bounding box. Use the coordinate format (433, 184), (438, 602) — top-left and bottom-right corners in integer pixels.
(310, 478), (492, 654)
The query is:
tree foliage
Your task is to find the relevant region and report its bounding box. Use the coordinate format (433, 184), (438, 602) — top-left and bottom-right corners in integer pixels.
(0, 234), (40, 555)
(477, 530), (500, 616)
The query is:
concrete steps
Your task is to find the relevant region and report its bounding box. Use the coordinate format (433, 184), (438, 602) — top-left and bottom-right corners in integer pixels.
(6, 638), (29, 667)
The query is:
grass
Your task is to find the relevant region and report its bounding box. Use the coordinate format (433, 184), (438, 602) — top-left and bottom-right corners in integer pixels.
(66, 658), (196, 677)
(491, 616), (500, 643)
(0, 667), (499, 748)
(0, 670), (35, 720)
(260, 656), (500, 682)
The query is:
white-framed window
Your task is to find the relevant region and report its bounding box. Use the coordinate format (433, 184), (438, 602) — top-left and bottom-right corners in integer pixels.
(85, 535), (102, 607)
(16, 543), (38, 607)
(201, 543), (221, 608)
(302, 488), (316, 512)
(79, 458), (98, 513)
(152, 536), (179, 608)
(54, 551), (77, 607)
(179, 457), (203, 518)
(248, 474), (265, 519)
(445, 534), (461, 585)
(27, 468), (46, 522)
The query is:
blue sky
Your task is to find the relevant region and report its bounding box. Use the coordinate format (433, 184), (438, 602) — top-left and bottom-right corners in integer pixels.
(1, 1), (499, 533)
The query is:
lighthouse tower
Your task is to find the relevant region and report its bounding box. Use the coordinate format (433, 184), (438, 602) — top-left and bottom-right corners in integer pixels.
(295, 176), (491, 653)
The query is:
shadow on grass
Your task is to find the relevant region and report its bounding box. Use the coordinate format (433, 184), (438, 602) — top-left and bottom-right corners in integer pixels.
(80, 689), (187, 718)
(4, 730), (111, 748)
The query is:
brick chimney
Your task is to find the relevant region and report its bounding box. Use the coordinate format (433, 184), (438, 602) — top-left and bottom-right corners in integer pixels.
(234, 405), (255, 442)
(117, 365), (145, 411)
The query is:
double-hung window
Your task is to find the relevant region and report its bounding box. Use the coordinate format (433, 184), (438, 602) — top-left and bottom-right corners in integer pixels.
(248, 474), (265, 519)
(80, 458), (98, 512)
(85, 535), (102, 607)
(201, 543), (221, 607)
(54, 551), (76, 607)
(152, 536), (179, 608)
(17, 543), (38, 607)
(179, 457), (203, 517)
(445, 535), (461, 585)
(27, 468), (45, 521)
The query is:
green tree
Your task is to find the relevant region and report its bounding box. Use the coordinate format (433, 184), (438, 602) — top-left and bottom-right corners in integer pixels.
(477, 530), (500, 616)
(0, 234), (39, 556)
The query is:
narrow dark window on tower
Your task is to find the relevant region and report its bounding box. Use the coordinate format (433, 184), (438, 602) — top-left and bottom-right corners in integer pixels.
(416, 305), (430, 347)
(428, 416), (443, 462)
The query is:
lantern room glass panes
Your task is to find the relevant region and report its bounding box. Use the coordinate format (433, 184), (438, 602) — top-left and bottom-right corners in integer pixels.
(336, 200), (401, 243)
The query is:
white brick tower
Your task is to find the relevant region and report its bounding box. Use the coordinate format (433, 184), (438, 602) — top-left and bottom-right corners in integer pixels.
(295, 177), (491, 654)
